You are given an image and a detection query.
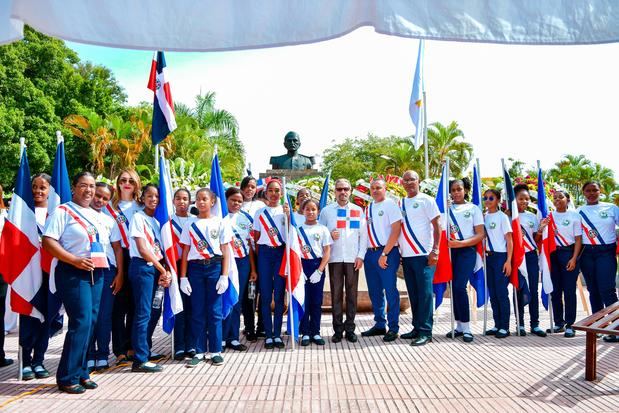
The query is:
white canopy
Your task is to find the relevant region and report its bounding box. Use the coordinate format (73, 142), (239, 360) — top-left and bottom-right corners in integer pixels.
(2, 0), (619, 50)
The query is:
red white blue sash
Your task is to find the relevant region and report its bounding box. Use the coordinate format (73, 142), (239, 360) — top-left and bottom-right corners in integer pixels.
(549, 213), (570, 247)
(189, 222), (216, 259)
(298, 226), (319, 260)
(59, 203), (109, 268)
(521, 225), (537, 252)
(142, 217), (163, 260)
(258, 209), (284, 247)
(579, 210), (606, 245)
(231, 228), (248, 258)
(106, 204), (130, 249)
(399, 199), (427, 254)
(448, 209), (464, 241)
(365, 203), (381, 248)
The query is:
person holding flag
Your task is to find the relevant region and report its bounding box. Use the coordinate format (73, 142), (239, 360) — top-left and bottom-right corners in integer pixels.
(42, 172), (111, 393)
(361, 178), (401, 342)
(577, 181), (619, 343)
(398, 170), (441, 346)
(253, 179), (289, 349)
(539, 190), (582, 337)
(483, 189), (513, 338)
(513, 184), (547, 337)
(298, 198), (332, 346)
(446, 178), (485, 343)
(179, 188), (232, 366)
(319, 178), (366, 343)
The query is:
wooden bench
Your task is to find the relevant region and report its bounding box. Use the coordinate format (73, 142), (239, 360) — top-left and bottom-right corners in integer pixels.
(572, 301), (619, 381)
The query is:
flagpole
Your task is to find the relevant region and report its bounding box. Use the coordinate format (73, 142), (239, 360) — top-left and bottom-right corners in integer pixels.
(445, 158), (455, 339)
(423, 91), (429, 179)
(283, 178), (295, 351)
(502, 158), (521, 336)
(17, 137), (25, 382)
(477, 158), (489, 334)
(537, 160), (554, 334)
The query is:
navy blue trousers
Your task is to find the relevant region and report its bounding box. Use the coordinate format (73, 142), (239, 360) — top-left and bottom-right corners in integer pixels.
(223, 256), (250, 343)
(257, 246), (286, 339)
(486, 252), (510, 331)
(173, 260), (193, 353)
(580, 244), (618, 314)
(451, 247), (477, 324)
(517, 251), (540, 328)
(87, 266), (116, 360)
(550, 247), (580, 327)
(188, 260), (223, 354)
(365, 248), (400, 332)
(402, 255), (434, 335)
(300, 258), (325, 337)
(19, 274), (50, 367)
(55, 262), (103, 386)
(112, 248), (133, 357)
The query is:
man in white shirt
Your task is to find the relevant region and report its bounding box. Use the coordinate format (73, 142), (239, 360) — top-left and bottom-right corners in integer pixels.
(319, 179), (366, 343)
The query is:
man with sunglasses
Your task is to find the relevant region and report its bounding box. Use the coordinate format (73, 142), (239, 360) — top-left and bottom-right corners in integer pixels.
(319, 179), (367, 343)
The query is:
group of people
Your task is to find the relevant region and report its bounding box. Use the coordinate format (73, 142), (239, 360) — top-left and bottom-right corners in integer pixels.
(0, 168), (617, 395)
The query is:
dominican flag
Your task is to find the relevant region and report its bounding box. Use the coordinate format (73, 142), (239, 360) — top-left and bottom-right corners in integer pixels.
(319, 173), (330, 211)
(148, 51), (177, 145)
(433, 163), (453, 309)
(155, 151), (184, 334)
(409, 39), (425, 150)
(536, 166), (555, 310)
(502, 163), (529, 301)
(0, 148), (44, 320)
(336, 208), (361, 229)
(279, 190), (305, 340)
(471, 164), (487, 307)
(210, 150), (239, 319)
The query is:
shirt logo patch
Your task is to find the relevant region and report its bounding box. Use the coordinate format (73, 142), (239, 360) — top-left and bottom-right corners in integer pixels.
(268, 227), (278, 237)
(302, 244), (312, 254)
(378, 210), (384, 216)
(489, 222), (497, 229)
(599, 211), (608, 219)
(527, 221), (534, 228)
(210, 229), (219, 239)
(561, 219), (570, 226)
(239, 223), (248, 230)
(234, 238), (243, 248)
(313, 233), (321, 241)
(463, 211), (471, 218)
(450, 224), (459, 234)
(412, 202), (419, 209)
(86, 226), (98, 236)
(588, 229), (598, 238)
(197, 239), (208, 251)
(116, 215), (127, 224)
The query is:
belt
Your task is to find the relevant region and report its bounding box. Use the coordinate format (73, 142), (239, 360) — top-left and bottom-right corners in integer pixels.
(556, 245), (574, 251)
(260, 244), (284, 249)
(368, 246), (385, 252)
(188, 257), (223, 265)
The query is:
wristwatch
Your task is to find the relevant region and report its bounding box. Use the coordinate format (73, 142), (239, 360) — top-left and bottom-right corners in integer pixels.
(431, 248), (439, 254)
(381, 252), (387, 257)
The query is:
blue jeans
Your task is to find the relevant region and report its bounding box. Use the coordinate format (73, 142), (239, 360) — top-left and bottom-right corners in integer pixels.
(87, 266), (116, 360)
(300, 258), (325, 337)
(364, 248), (400, 332)
(517, 251), (540, 328)
(451, 247), (477, 324)
(223, 256), (250, 343)
(55, 262), (104, 386)
(580, 244), (618, 313)
(128, 258), (159, 365)
(257, 246), (286, 339)
(402, 255), (434, 335)
(550, 247), (580, 327)
(486, 252), (510, 330)
(188, 260), (223, 354)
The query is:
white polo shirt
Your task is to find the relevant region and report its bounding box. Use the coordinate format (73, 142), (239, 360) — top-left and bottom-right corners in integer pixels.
(253, 205), (287, 247)
(104, 200), (142, 249)
(484, 211), (512, 253)
(365, 198), (401, 250)
(298, 223), (332, 259)
(97, 210), (122, 267)
(180, 216), (233, 260)
(399, 193), (440, 257)
(224, 212), (253, 259)
(551, 211), (582, 246)
(519, 211), (539, 253)
(577, 202), (619, 245)
(449, 202), (484, 240)
(129, 211), (162, 259)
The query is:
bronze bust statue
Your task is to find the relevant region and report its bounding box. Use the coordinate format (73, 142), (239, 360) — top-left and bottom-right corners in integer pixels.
(269, 131), (315, 170)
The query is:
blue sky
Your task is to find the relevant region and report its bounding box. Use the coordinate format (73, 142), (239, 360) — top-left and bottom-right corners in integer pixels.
(69, 27), (619, 179)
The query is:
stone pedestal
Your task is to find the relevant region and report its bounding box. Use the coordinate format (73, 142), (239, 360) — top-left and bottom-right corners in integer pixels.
(260, 169), (320, 181)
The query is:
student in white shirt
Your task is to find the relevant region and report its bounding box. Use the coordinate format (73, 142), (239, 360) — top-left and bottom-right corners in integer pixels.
(483, 189), (513, 339)
(293, 187), (309, 226)
(42, 172), (110, 393)
(577, 181), (619, 343)
(513, 184), (546, 337)
(319, 178), (366, 343)
(298, 199), (332, 346)
(539, 190), (582, 337)
(361, 179), (401, 342)
(179, 188), (232, 366)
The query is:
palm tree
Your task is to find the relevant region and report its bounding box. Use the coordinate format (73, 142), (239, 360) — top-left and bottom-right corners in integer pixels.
(193, 92), (239, 139)
(426, 121), (473, 178)
(64, 109), (113, 174)
(548, 154), (616, 204)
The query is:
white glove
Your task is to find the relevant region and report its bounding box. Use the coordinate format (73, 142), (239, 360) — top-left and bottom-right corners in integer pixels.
(180, 277), (192, 296)
(309, 270), (322, 284)
(216, 275), (229, 294)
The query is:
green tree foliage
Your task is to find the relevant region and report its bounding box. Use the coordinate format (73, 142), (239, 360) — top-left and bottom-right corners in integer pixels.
(0, 26), (126, 187)
(548, 154), (617, 204)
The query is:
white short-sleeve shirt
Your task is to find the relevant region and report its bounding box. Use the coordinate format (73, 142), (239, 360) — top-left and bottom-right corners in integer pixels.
(253, 205), (287, 247)
(171, 213), (194, 257)
(577, 202), (619, 245)
(398, 193), (440, 257)
(180, 216), (233, 260)
(129, 211), (162, 259)
(224, 212), (253, 259)
(298, 223), (332, 259)
(104, 200), (142, 249)
(551, 211), (582, 246)
(241, 200), (265, 218)
(449, 202), (484, 241)
(365, 199), (401, 249)
(97, 211), (121, 267)
(484, 211), (512, 253)
(519, 211), (539, 252)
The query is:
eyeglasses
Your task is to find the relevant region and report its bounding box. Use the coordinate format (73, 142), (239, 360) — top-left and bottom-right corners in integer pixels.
(483, 196), (495, 201)
(120, 178), (136, 185)
(335, 187), (351, 192)
(402, 179), (417, 184)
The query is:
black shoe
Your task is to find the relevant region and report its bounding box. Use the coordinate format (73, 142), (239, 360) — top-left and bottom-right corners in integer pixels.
(186, 350), (196, 358)
(131, 362), (163, 373)
(300, 336), (311, 346)
(33, 365), (50, 379)
(148, 353), (165, 361)
(602, 335), (618, 343)
(80, 379), (98, 390)
(463, 332), (474, 343)
(564, 328), (576, 338)
(531, 327), (547, 337)
(273, 338), (285, 349)
(211, 355), (224, 366)
(345, 331), (358, 343)
(546, 325), (565, 334)
(517, 327), (527, 337)
(246, 332), (258, 342)
(411, 335), (432, 346)
(401, 330), (419, 340)
(256, 331), (267, 338)
(58, 384), (86, 394)
(22, 367), (35, 381)
(174, 351), (186, 361)
(361, 326), (387, 337)
(185, 356), (203, 368)
(0, 358), (14, 368)
(383, 331), (399, 342)
(331, 333), (342, 343)
(265, 340), (274, 350)
(311, 336), (326, 346)
(227, 342), (248, 351)
(445, 330), (463, 339)
(485, 328), (498, 336)
(496, 330), (510, 339)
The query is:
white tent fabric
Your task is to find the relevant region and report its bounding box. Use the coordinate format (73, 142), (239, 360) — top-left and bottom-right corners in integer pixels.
(2, 0), (619, 50)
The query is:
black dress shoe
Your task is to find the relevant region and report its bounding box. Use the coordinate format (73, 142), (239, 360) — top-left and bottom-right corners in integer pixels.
(602, 334), (618, 343)
(345, 331), (358, 343)
(58, 384), (86, 394)
(531, 327), (547, 337)
(265, 340), (274, 350)
(361, 326), (387, 337)
(0, 358), (14, 368)
(33, 365), (50, 379)
(148, 353), (165, 361)
(496, 330), (510, 339)
(331, 333), (342, 343)
(401, 330), (419, 340)
(462, 332), (474, 343)
(186, 350), (196, 358)
(485, 328), (498, 336)
(227, 342), (248, 351)
(273, 338), (285, 349)
(300, 336), (311, 346)
(546, 325), (565, 334)
(445, 330), (463, 339)
(174, 351), (186, 361)
(383, 331), (398, 342)
(411, 335), (432, 346)
(311, 336), (326, 345)
(131, 362), (163, 373)
(517, 327), (527, 337)
(246, 332), (258, 342)
(80, 379), (98, 390)
(256, 331), (267, 338)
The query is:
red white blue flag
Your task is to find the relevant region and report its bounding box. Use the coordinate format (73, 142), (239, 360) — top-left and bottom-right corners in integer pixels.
(536, 166), (555, 310)
(336, 208), (361, 229)
(471, 163), (487, 307)
(155, 151), (184, 334)
(148, 51), (177, 145)
(433, 163), (453, 309)
(279, 191), (305, 340)
(0, 148), (44, 320)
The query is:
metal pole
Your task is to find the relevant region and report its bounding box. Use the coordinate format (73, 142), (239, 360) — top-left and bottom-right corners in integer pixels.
(423, 91), (429, 179)
(477, 158), (489, 334)
(155, 144), (159, 173)
(537, 160), (555, 333)
(18, 137), (25, 381)
(282, 178), (295, 351)
(445, 158), (455, 339)
(502, 158), (521, 335)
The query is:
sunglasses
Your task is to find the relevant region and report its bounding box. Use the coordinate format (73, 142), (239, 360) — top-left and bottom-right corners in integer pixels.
(120, 178), (136, 185)
(335, 187), (351, 192)
(483, 196), (496, 201)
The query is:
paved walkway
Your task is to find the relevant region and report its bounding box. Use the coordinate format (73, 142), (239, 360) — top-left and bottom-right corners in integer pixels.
(0, 300), (617, 412)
